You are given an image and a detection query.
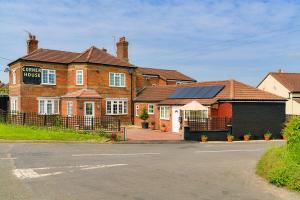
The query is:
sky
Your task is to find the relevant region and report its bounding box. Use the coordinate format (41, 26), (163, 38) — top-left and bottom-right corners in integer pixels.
(0, 0), (300, 86)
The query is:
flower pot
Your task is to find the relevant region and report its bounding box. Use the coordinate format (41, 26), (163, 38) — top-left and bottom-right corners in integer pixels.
(264, 135), (271, 141)
(141, 122), (149, 129)
(227, 137), (233, 142)
(161, 126), (166, 132)
(244, 135), (251, 141)
(201, 138), (208, 142)
(149, 123), (155, 130)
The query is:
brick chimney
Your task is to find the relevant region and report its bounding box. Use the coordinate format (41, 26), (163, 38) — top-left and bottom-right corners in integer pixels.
(116, 37), (128, 61)
(27, 33), (38, 54)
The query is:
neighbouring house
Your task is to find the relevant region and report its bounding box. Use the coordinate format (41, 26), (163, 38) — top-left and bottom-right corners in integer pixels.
(136, 67), (196, 91)
(8, 34), (136, 124)
(134, 80), (286, 140)
(258, 71), (300, 115)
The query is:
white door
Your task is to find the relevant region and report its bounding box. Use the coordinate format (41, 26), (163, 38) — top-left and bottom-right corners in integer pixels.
(84, 102), (95, 126)
(172, 106), (181, 133)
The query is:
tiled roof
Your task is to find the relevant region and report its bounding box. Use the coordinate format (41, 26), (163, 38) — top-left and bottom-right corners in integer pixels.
(61, 89), (101, 99)
(138, 67), (196, 81)
(135, 80), (285, 105)
(72, 46), (134, 67)
(11, 46), (134, 67)
(269, 72), (300, 92)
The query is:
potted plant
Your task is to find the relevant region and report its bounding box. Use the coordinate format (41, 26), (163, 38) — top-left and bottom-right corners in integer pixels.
(149, 121), (155, 130)
(160, 124), (166, 132)
(244, 132), (251, 141)
(201, 135), (208, 142)
(227, 133), (234, 142)
(264, 130), (272, 141)
(139, 107), (149, 129)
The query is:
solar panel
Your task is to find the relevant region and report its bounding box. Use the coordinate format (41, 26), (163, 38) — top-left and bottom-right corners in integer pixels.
(168, 85), (224, 99)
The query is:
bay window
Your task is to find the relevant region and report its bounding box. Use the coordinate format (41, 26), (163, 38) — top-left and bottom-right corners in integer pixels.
(106, 99), (128, 115)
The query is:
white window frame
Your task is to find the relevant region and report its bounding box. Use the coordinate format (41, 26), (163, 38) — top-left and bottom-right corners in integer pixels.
(10, 96), (18, 113)
(41, 69), (56, 85)
(76, 70), (83, 85)
(160, 106), (170, 120)
(109, 72), (125, 87)
(136, 105), (139, 117)
(67, 101), (73, 116)
(148, 104), (154, 115)
(184, 110), (208, 121)
(12, 70), (16, 85)
(37, 97), (59, 115)
(106, 98), (128, 115)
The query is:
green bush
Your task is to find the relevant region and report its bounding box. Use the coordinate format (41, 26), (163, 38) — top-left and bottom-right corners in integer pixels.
(283, 116), (300, 139)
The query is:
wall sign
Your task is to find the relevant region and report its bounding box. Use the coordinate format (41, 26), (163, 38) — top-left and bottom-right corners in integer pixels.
(22, 66), (41, 85)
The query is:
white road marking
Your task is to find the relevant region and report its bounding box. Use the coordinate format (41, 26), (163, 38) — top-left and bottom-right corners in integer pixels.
(0, 157), (16, 160)
(13, 169), (63, 179)
(72, 153), (161, 157)
(195, 149), (262, 153)
(13, 163), (128, 179)
(80, 164), (128, 170)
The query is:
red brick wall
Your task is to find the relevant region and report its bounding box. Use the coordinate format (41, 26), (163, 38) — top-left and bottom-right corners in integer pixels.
(9, 61), (135, 123)
(210, 103), (232, 118)
(134, 102), (172, 132)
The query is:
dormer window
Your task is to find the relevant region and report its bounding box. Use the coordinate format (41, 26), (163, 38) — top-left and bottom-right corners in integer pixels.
(76, 70), (83, 85)
(42, 69), (56, 85)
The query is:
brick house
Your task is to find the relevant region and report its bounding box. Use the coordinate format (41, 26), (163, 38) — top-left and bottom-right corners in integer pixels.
(136, 67), (196, 91)
(134, 80), (286, 139)
(8, 35), (136, 124)
(258, 72), (300, 115)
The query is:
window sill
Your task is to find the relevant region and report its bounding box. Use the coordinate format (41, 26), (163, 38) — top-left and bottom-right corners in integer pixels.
(106, 113), (128, 116)
(109, 86), (126, 88)
(41, 83), (56, 86)
(160, 118), (170, 121)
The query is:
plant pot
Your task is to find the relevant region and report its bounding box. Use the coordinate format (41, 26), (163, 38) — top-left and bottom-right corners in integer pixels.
(161, 126), (166, 132)
(227, 137), (233, 142)
(201, 138), (208, 142)
(141, 122), (149, 129)
(244, 135), (250, 141)
(264, 135), (271, 141)
(149, 123), (155, 130)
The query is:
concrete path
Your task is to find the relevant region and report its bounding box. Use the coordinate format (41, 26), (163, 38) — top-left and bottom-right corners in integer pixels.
(126, 127), (182, 141)
(0, 141), (299, 200)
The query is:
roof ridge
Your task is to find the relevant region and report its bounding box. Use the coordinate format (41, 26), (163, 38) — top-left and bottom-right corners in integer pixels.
(86, 46), (95, 62)
(140, 67), (177, 72)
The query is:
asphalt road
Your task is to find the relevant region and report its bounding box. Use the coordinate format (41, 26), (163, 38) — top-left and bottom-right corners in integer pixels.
(0, 141), (299, 200)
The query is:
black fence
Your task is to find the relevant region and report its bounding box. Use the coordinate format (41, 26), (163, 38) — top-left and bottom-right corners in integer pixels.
(0, 111), (121, 132)
(187, 117), (232, 132)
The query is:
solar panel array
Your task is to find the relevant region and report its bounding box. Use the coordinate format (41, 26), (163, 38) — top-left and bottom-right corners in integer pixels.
(168, 85), (224, 99)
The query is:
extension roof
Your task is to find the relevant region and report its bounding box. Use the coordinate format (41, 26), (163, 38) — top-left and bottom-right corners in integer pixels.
(135, 80), (285, 105)
(9, 46), (134, 67)
(138, 67), (196, 81)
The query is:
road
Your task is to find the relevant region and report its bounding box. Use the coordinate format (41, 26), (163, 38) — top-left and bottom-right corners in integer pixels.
(0, 141), (299, 200)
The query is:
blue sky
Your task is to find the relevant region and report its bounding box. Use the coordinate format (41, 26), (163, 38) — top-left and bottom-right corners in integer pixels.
(1, 0), (300, 86)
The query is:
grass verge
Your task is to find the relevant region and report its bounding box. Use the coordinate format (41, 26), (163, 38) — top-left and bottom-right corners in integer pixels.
(256, 117), (300, 192)
(0, 123), (110, 142)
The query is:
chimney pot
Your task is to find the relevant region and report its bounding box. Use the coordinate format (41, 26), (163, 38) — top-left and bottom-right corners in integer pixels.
(116, 36), (129, 61)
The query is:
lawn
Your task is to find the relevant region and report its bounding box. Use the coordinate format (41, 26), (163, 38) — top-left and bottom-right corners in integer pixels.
(256, 117), (300, 192)
(0, 124), (110, 142)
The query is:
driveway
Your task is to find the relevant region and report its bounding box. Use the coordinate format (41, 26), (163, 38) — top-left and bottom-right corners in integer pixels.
(126, 127), (182, 141)
(0, 141), (299, 200)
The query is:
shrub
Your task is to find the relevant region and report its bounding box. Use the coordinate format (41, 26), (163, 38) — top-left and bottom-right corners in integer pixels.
(283, 116), (300, 139)
(139, 108), (149, 121)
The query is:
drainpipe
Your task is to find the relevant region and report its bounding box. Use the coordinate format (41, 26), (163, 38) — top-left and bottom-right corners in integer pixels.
(128, 68), (134, 125)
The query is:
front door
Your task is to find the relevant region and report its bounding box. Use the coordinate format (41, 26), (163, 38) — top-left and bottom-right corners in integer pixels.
(84, 102), (94, 127)
(172, 106), (181, 133)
